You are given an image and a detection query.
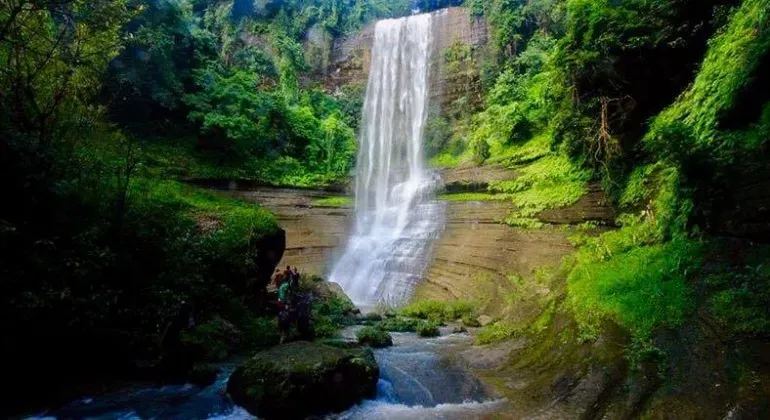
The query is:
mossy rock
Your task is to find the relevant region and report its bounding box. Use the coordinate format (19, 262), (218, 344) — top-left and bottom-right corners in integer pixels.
(453, 325), (468, 334)
(226, 341), (379, 419)
(356, 326), (393, 348)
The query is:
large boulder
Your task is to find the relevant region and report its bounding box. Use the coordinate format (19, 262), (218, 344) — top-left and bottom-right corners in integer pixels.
(226, 341), (379, 419)
(312, 280), (357, 314)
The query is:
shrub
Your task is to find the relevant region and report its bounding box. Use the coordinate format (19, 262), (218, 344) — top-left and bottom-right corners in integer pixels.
(356, 326), (393, 348)
(378, 317), (421, 332)
(310, 289), (357, 338)
(399, 299), (477, 323)
(470, 134), (491, 164)
(416, 322), (441, 338)
(476, 321), (518, 345)
(180, 316), (243, 362)
(241, 316), (280, 349)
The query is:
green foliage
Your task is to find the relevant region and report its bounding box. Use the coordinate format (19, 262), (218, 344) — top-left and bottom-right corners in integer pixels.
(470, 103), (531, 155)
(705, 257), (770, 337)
(378, 317), (421, 332)
(180, 316), (244, 361)
(568, 238), (701, 341)
(242, 316), (281, 349)
(131, 179), (277, 243)
(416, 322), (441, 338)
(356, 326), (394, 347)
(645, 0), (770, 162)
(185, 69), (283, 156)
(425, 114), (453, 158)
(310, 290), (357, 338)
(399, 299), (477, 323)
(429, 148), (473, 168)
(461, 315), (481, 328)
(106, 0), (199, 128)
(438, 193), (501, 202)
(489, 153), (591, 228)
(309, 112), (357, 176)
(476, 321), (519, 345)
(311, 196), (353, 207)
(470, 132), (492, 163)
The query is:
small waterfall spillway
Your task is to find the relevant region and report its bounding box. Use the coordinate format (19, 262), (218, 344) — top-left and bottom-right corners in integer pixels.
(329, 13), (446, 307)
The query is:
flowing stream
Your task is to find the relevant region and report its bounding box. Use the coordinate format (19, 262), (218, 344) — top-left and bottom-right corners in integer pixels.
(328, 13), (446, 307)
(34, 328), (502, 419)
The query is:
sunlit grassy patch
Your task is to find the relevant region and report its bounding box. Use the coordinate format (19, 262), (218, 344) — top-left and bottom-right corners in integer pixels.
(400, 299), (477, 323)
(311, 196), (353, 207)
(438, 192), (504, 202)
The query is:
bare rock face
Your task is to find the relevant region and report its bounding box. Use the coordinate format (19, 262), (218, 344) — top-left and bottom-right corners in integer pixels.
(538, 183), (617, 225)
(441, 164), (518, 192)
(415, 199), (576, 315)
(233, 188), (353, 277)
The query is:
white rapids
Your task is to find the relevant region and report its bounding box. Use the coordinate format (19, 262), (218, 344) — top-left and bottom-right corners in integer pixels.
(329, 13), (446, 307)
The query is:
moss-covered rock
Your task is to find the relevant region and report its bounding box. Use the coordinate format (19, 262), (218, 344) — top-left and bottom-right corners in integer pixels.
(226, 341), (379, 419)
(356, 326), (393, 348)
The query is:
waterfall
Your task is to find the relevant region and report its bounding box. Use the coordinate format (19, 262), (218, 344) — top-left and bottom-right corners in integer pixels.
(329, 13), (445, 307)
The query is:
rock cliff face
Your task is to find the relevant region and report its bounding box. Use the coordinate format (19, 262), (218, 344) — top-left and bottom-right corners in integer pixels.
(233, 188), (352, 277)
(415, 199), (576, 315)
(321, 7), (488, 115)
(230, 171), (614, 314)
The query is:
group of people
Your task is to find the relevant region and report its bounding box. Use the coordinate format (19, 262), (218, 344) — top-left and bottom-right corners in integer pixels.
(272, 266), (310, 342)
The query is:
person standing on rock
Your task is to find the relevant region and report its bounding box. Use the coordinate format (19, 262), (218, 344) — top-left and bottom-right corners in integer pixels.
(277, 275), (293, 344)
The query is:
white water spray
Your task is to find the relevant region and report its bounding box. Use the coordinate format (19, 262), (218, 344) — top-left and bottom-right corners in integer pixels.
(329, 13), (445, 307)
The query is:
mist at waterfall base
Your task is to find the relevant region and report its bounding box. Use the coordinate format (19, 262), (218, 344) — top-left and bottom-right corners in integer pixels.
(328, 13), (446, 307)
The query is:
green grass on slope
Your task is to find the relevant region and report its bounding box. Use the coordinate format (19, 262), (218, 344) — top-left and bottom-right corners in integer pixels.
(489, 145), (591, 228)
(130, 178), (278, 244)
(438, 192), (504, 202)
(429, 148), (474, 168)
(311, 196), (353, 207)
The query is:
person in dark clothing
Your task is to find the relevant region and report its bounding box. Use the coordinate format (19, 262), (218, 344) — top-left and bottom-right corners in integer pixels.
(294, 291), (314, 340)
(290, 267), (300, 288)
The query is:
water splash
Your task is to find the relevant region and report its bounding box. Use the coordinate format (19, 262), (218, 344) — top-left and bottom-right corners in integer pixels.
(329, 13), (445, 307)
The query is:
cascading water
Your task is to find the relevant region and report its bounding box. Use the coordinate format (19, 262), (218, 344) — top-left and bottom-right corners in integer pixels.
(329, 13), (446, 307)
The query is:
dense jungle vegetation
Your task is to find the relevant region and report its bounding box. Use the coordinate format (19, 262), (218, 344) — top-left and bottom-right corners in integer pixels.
(1, 0), (769, 415)
(439, 0), (770, 349)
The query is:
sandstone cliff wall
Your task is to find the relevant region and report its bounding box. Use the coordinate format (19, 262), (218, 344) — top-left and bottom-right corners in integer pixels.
(321, 7), (488, 116)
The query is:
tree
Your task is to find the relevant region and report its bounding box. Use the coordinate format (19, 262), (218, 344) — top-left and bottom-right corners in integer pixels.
(0, 0), (129, 148)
